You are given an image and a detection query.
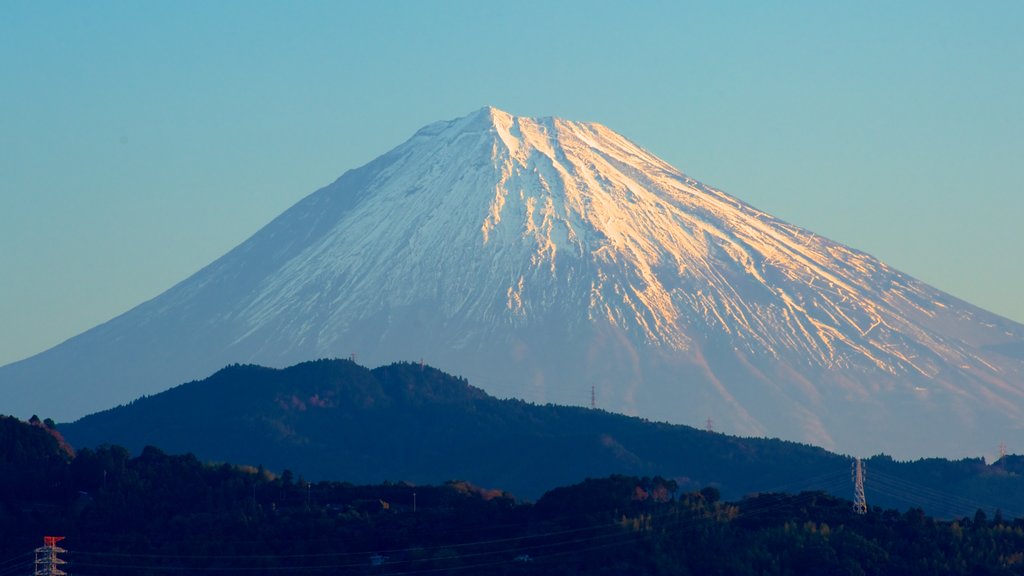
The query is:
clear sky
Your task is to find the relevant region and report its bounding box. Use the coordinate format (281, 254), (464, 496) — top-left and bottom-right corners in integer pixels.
(2, 1), (1022, 367)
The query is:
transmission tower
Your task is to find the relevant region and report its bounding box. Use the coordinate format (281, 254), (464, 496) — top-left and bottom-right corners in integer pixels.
(852, 458), (868, 515)
(590, 385), (596, 409)
(34, 536), (68, 576)
(705, 417), (714, 433)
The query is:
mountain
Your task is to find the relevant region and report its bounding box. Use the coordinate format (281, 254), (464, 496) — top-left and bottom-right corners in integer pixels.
(58, 359), (1024, 518)
(3, 107), (1023, 457)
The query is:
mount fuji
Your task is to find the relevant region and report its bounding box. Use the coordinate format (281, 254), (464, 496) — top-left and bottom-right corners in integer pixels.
(3, 107), (1022, 458)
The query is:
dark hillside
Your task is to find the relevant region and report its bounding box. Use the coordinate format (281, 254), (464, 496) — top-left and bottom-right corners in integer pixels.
(60, 359), (1024, 518)
(2, 432), (1023, 576)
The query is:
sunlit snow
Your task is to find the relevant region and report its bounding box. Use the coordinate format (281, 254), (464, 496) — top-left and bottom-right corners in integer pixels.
(2, 107), (1022, 460)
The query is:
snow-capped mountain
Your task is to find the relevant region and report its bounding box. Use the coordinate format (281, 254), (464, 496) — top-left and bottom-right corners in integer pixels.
(3, 107), (1022, 458)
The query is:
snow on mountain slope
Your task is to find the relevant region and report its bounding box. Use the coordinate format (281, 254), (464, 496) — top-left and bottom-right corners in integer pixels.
(3, 107), (1022, 458)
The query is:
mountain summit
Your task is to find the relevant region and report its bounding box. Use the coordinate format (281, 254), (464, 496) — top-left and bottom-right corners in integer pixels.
(4, 107), (1023, 457)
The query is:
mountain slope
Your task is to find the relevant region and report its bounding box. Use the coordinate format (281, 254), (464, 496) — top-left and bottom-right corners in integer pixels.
(4, 107), (1024, 457)
(58, 359), (1024, 518)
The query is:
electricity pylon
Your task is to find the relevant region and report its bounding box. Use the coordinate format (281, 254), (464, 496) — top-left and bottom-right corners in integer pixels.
(34, 536), (68, 576)
(852, 458), (868, 515)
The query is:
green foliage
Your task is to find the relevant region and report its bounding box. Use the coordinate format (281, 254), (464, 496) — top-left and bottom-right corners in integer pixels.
(3, 421), (1024, 575)
(1, 415), (68, 464)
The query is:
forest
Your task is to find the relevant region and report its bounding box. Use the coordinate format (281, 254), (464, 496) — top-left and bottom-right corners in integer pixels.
(59, 359), (1024, 517)
(2, 414), (1024, 575)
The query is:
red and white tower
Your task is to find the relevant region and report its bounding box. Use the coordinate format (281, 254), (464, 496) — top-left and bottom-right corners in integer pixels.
(34, 536), (68, 576)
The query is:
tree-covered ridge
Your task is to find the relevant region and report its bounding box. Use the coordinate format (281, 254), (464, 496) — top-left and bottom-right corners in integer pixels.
(0, 414), (70, 464)
(1, 420), (1023, 576)
(59, 359), (1024, 518)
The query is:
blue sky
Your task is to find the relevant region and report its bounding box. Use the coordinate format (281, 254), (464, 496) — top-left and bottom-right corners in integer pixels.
(2, 1), (1022, 366)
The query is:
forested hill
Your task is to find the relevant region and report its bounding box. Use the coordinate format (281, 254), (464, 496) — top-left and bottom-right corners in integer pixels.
(3, 415), (1024, 576)
(58, 359), (1024, 517)
(0, 414), (72, 464)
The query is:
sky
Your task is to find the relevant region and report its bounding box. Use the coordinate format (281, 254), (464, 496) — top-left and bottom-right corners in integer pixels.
(2, 1), (1022, 367)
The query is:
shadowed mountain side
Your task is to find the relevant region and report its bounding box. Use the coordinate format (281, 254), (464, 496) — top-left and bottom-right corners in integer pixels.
(58, 359), (1024, 518)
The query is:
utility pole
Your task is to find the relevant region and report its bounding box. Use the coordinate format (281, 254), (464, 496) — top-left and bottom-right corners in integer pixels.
(852, 458), (868, 515)
(34, 536), (68, 576)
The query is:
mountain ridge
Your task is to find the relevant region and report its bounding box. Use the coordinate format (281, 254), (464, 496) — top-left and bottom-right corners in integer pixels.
(58, 358), (1024, 518)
